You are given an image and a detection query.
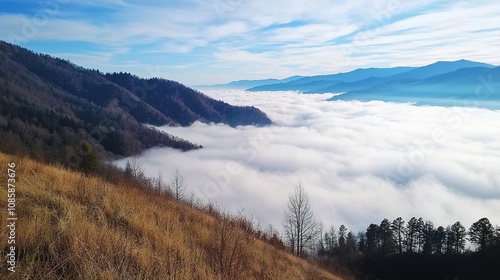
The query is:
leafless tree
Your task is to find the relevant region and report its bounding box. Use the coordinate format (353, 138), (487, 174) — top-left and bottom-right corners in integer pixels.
(152, 170), (169, 193)
(170, 168), (185, 200)
(125, 158), (143, 180)
(283, 182), (319, 257)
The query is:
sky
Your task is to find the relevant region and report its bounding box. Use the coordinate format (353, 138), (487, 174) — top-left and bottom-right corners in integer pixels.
(115, 90), (500, 235)
(1, 0), (500, 85)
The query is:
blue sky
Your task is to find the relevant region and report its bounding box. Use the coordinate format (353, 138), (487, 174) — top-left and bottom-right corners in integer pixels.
(1, 0), (500, 85)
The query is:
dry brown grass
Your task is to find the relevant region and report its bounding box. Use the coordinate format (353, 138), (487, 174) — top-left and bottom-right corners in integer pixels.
(0, 153), (343, 280)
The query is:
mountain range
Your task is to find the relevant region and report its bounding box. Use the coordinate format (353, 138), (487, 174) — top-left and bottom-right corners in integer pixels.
(213, 59), (500, 109)
(248, 67), (415, 92)
(0, 41), (271, 168)
(196, 75), (304, 90)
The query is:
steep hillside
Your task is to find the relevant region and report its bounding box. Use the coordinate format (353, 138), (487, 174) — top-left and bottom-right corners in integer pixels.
(0, 42), (200, 168)
(0, 41), (271, 167)
(0, 153), (344, 280)
(105, 73), (272, 126)
(0, 41), (271, 127)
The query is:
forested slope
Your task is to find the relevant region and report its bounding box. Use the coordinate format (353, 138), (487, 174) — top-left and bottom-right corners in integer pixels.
(0, 41), (271, 169)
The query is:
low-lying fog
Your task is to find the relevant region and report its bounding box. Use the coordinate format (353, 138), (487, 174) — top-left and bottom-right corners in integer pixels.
(116, 90), (500, 233)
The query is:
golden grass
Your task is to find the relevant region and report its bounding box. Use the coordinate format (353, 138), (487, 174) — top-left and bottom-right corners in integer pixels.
(0, 153), (344, 280)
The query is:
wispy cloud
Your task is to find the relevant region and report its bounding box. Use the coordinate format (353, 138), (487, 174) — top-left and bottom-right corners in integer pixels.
(116, 91), (500, 232)
(1, 0), (499, 84)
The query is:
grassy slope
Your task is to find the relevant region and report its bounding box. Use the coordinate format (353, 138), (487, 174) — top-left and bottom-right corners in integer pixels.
(0, 153), (343, 280)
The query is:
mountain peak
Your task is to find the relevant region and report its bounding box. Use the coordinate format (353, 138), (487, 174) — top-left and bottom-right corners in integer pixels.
(428, 59), (494, 67)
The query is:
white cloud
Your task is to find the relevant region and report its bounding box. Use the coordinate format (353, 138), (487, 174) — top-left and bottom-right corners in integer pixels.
(115, 90), (500, 233)
(3, 0), (500, 84)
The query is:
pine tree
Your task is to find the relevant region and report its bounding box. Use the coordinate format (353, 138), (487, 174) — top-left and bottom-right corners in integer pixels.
(79, 141), (101, 175)
(469, 217), (495, 251)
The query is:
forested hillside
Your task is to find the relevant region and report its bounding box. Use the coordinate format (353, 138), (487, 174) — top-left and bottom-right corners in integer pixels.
(106, 72), (272, 126)
(0, 41), (271, 169)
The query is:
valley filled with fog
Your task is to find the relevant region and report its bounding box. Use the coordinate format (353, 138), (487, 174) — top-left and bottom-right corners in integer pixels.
(116, 90), (500, 233)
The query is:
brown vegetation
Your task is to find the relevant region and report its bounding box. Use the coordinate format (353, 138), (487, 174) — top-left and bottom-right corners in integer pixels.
(0, 153), (342, 280)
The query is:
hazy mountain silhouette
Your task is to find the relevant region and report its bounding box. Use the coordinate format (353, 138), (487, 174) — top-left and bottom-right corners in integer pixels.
(330, 66), (500, 109)
(387, 59), (494, 80)
(213, 59), (498, 108)
(248, 67), (415, 92)
(197, 75), (304, 90)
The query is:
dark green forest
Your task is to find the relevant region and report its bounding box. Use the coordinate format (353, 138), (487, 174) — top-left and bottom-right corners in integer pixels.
(0, 41), (271, 172)
(315, 216), (500, 279)
(281, 184), (500, 279)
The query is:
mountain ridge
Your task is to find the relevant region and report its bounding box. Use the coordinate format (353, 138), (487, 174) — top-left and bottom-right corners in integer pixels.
(196, 75), (304, 90)
(247, 67), (416, 92)
(329, 66), (500, 108)
(208, 60), (500, 109)
(0, 40), (272, 168)
(211, 60), (495, 94)
(381, 59), (494, 81)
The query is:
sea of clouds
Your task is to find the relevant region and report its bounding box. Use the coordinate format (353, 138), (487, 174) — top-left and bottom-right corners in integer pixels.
(116, 90), (500, 234)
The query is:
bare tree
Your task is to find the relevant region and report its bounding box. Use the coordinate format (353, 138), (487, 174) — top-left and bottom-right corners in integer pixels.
(152, 170), (169, 193)
(323, 225), (338, 254)
(125, 158), (143, 180)
(283, 182), (319, 257)
(170, 168), (185, 200)
(124, 158), (150, 187)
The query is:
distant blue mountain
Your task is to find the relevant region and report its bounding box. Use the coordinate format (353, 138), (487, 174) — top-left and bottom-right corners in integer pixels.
(248, 67), (415, 92)
(203, 59), (499, 109)
(309, 60), (495, 94)
(384, 59), (494, 80)
(196, 75), (303, 90)
(306, 76), (385, 93)
(245, 59), (494, 92)
(330, 66), (500, 109)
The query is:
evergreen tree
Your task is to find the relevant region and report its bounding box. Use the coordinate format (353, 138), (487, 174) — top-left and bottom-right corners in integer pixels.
(433, 226), (447, 254)
(469, 217), (495, 251)
(448, 221), (467, 254)
(79, 141), (101, 175)
(421, 221), (434, 255)
(365, 223), (380, 254)
(405, 217), (421, 253)
(415, 218), (424, 253)
(357, 231), (367, 253)
(379, 218), (396, 255)
(392, 217), (406, 254)
(345, 231), (358, 255)
(338, 225), (347, 249)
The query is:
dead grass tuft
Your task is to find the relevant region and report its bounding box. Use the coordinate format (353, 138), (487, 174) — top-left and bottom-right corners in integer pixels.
(0, 153), (344, 279)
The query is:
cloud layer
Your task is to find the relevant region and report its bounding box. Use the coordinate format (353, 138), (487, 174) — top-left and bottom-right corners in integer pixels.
(116, 91), (500, 234)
